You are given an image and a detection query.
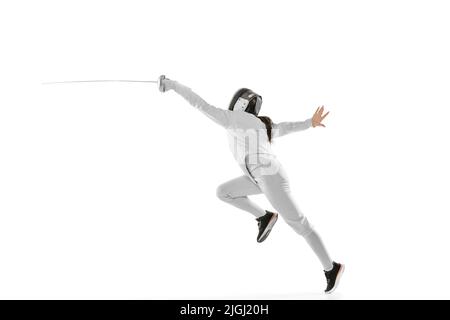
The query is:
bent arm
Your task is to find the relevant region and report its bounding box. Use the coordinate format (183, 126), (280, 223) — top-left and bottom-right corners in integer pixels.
(164, 79), (230, 128)
(272, 118), (313, 138)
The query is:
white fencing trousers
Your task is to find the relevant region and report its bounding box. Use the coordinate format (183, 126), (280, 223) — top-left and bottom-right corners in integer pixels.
(216, 171), (334, 271)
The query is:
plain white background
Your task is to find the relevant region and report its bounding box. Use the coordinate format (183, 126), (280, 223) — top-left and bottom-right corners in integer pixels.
(1, 0), (449, 299)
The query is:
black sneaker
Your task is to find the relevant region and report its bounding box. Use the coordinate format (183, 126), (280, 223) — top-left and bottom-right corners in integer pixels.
(256, 211), (278, 243)
(324, 261), (345, 294)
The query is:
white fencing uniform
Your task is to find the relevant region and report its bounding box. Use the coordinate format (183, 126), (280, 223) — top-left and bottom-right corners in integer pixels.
(163, 79), (333, 271)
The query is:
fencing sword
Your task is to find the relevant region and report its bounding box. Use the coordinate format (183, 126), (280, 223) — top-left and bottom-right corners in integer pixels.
(42, 75), (167, 91)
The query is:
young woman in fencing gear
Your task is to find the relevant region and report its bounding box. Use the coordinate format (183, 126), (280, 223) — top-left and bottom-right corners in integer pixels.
(159, 77), (344, 294)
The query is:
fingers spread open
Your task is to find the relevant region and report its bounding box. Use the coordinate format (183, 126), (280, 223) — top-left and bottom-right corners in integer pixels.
(321, 111), (330, 120)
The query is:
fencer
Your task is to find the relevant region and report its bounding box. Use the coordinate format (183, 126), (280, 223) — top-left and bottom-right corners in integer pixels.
(158, 76), (344, 294)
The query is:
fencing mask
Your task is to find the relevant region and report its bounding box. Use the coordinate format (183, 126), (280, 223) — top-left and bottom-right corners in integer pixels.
(229, 88), (262, 116)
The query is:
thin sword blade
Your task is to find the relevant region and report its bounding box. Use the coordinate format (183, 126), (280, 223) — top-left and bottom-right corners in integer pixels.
(42, 80), (158, 85)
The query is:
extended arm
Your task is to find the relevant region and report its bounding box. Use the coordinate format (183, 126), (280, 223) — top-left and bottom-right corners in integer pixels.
(272, 106), (330, 138)
(272, 119), (313, 138)
(162, 78), (230, 128)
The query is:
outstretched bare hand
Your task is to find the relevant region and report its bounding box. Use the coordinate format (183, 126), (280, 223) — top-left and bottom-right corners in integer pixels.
(312, 106), (330, 128)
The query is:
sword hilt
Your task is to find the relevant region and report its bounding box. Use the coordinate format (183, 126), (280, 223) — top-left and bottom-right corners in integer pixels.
(157, 75), (166, 92)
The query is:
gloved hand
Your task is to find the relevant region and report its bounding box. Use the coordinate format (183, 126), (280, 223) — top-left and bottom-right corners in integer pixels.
(157, 75), (172, 93)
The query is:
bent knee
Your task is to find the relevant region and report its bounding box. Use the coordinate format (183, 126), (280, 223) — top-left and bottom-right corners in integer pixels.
(216, 184), (231, 201)
(284, 216), (314, 237)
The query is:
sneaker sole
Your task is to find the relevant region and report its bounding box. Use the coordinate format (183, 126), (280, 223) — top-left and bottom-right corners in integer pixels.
(257, 213), (278, 243)
(325, 264), (345, 294)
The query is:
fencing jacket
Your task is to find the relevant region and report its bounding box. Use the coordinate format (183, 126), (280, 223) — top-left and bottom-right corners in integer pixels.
(164, 79), (312, 181)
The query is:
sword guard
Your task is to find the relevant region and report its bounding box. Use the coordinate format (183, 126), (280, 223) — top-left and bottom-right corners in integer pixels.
(158, 75), (166, 92)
